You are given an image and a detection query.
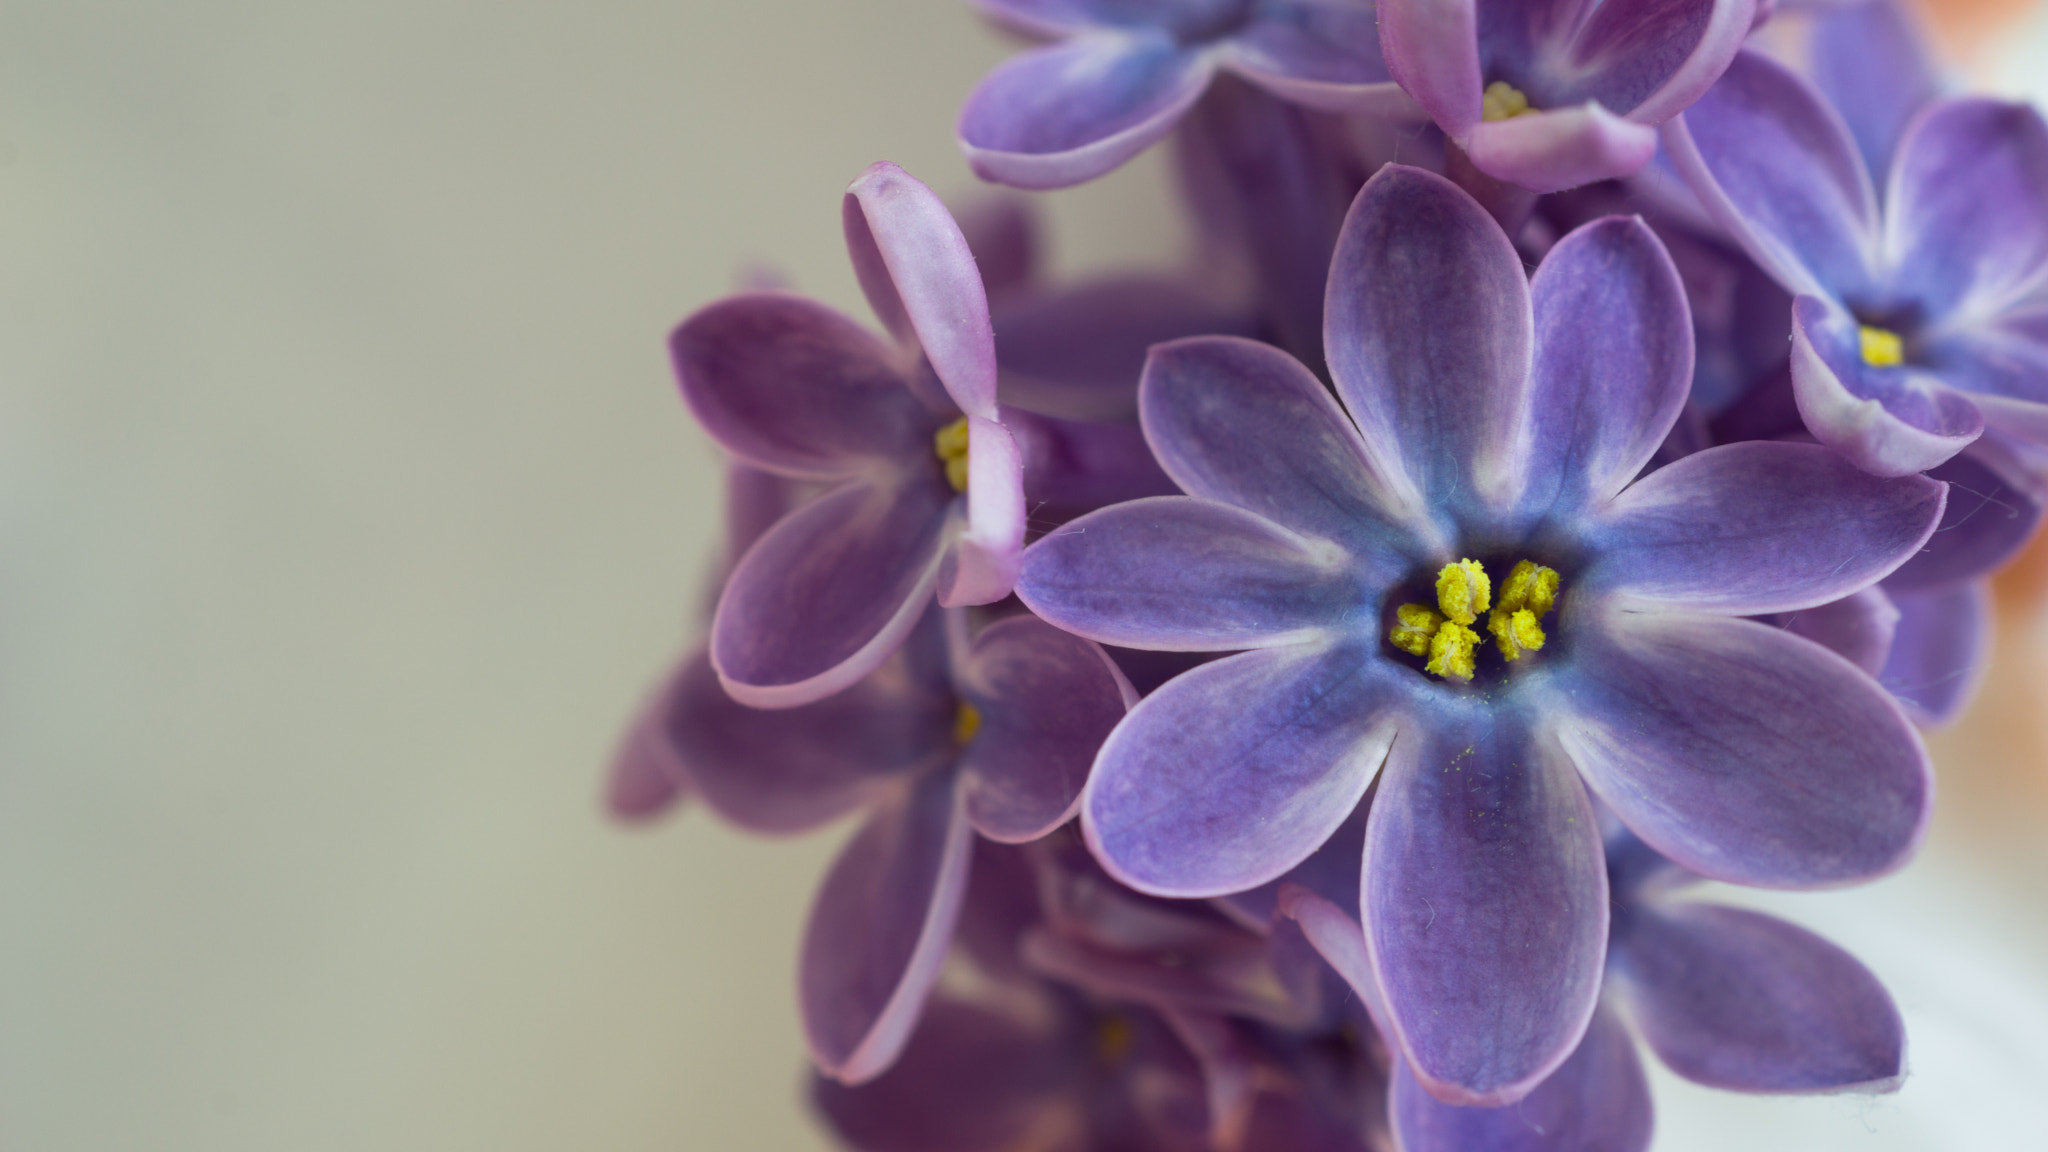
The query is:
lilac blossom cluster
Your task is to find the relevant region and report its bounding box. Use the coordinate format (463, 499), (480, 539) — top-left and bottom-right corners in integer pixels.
(610, 1), (2048, 1147)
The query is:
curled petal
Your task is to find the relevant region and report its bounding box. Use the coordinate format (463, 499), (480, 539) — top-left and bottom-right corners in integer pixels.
(1881, 581), (1990, 727)
(1781, 587), (1899, 678)
(1808, 0), (1939, 177)
(1552, 611), (1932, 888)
(1588, 440), (1945, 615)
(1885, 99), (2048, 321)
(938, 416), (1026, 608)
(1663, 50), (1878, 302)
(1790, 295), (1983, 476)
(1614, 902), (1904, 1092)
(1277, 883), (1389, 1033)
(1521, 215), (1693, 516)
(1568, 0), (1755, 126)
(960, 34), (1214, 190)
(673, 295), (929, 477)
(1365, 708), (1607, 1106)
(1390, 1004), (1652, 1152)
(957, 616), (1132, 842)
(1325, 165), (1533, 523)
(845, 163), (999, 417)
(1377, 0), (1483, 136)
(1463, 102), (1660, 193)
(1018, 497), (1361, 650)
(1083, 641), (1404, 896)
(711, 480), (950, 708)
(802, 772), (975, 1083)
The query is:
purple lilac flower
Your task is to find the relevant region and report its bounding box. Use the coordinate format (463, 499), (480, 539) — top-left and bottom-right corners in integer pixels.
(674, 162), (1025, 708)
(652, 606), (1129, 1083)
(1376, 0), (1757, 193)
(1665, 46), (2048, 476)
(958, 0), (1414, 190)
(1016, 164), (1943, 1106)
(1282, 821), (1904, 1152)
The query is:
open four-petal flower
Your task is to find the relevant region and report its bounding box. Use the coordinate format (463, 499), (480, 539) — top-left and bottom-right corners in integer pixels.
(1017, 164), (1943, 1106)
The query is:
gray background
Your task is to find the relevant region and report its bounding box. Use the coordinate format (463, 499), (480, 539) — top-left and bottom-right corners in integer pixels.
(4, 2), (2047, 1149)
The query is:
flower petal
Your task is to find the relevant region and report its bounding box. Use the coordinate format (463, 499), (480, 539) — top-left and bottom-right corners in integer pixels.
(1885, 98), (2048, 321)
(1781, 587), (1898, 678)
(1663, 50), (1878, 302)
(1389, 1004), (1652, 1152)
(1586, 440), (1945, 615)
(1885, 442), (2045, 591)
(938, 416), (1026, 608)
(1542, 0), (1754, 125)
(1083, 641), (1404, 896)
(994, 276), (1254, 422)
(1222, 0), (1416, 115)
(606, 665), (692, 823)
(801, 771), (976, 1083)
(845, 163), (1000, 418)
(1364, 706), (1607, 1106)
(1881, 581), (1990, 727)
(1552, 611), (1932, 888)
(1920, 309), (2048, 445)
(672, 294), (929, 477)
(711, 479), (950, 708)
(1807, 0), (1939, 178)
(1789, 295), (1983, 475)
(954, 194), (1039, 302)
(1463, 102), (1660, 193)
(1276, 883), (1389, 1032)
(1141, 335), (1430, 554)
(957, 616), (1132, 842)
(1520, 215), (1692, 516)
(959, 34), (1214, 190)
(1017, 497), (1362, 650)
(1325, 165), (1534, 523)
(1614, 902), (1904, 1092)
(1377, 0), (1483, 136)
(1004, 407), (1178, 515)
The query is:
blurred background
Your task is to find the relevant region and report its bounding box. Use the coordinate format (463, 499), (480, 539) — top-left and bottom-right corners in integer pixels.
(3, 2), (2046, 1149)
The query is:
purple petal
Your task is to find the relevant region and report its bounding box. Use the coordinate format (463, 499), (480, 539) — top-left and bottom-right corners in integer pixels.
(1790, 295), (1983, 475)
(721, 461), (810, 576)
(1552, 611), (1932, 888)
(672, 294), (928, 478)
(1521, 216), (1692, 515)
(605, 668), (691, 823)
(1808, 0), (1939, 178)
(956, 616), (1132, 842)
(937, 415), (1025, 608)
(994, 276), (1254, 422)
(1083, 641), (1404, 896)
(953, 194), (1039, 302)
(1224, 792), (1367, 927)
(1390, 1004), (1652, 1152)
(1222, 0), (1415, 116)
(1463, 102), (1660, 193)
(845, 163), (1000, 418)
(801, 771), (975, 1083)
(1522, 0), (1755, 125)
(1017, 497), (1362, 650)
(1886, 442), (2045, 590)
(1141, 336), (1431, 554)
(811, 998), (1067, 1152)
(1881, 580), (1990, 727)
(1004, 407), (1177, 515)
(1663, 50), (1877, 302)
(1922, 312), (2048, 443)
(1614, 902), (1903, 1092)
(668, 645), (952, 835)
(959, 35), (1214, 190)
(1365, 707), (1607, 1106)
(711, 479), (950, 708)
(1325, 165), (1534, 522)
(1781, 587), (1898, 677)
(1378, 0), (1483, 136)
(1885, 99), (2048, 321)
(1277, 884), (1390, 1033)
(1587, 440), (1945, 614)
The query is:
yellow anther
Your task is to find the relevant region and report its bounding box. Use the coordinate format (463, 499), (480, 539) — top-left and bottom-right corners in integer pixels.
(1425, 621), (1481, 682)
(1434, 559), (1491, 626)
(1389, 603), (1443, 656)
(934, 417), (971, 492)
(1482, 81), (1535, 122)
(1491, 607), (1548, 661)
(1488, 559), (1561, 660)
(953, 701), (982, 746)
(1859, 325), (1905, 367)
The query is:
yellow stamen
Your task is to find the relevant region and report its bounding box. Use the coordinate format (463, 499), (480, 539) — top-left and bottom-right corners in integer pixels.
(1488, 559), (1560, 660)
(1859, 325), (1905, 368)
(953, 701), (981, 746)
(934, 417), (971, 492)
(1389, 602), (1443, 656)
(1481, 81), (1535, 122)
(1425, 621), (1481, 682)
(1435, 558), (1491, 626)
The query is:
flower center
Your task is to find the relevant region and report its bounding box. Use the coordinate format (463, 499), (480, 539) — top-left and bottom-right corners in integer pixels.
(1481, 81), (1537, 122)
(1388, 559), (1561, 682)
(934, 417), (970, 492)
(952, 701), (982, 746)
(1859, 325), (1905, 368)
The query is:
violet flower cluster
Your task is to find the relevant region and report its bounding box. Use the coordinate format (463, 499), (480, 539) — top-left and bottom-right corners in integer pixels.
(611, 1), (2047, 1147)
